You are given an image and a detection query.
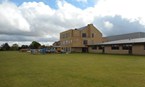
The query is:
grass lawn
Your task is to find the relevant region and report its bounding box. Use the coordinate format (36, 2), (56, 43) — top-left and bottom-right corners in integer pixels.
(0, 51), (145, 87)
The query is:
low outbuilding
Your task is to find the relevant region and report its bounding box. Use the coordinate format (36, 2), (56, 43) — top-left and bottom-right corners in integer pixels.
(88, 38), (145, 55)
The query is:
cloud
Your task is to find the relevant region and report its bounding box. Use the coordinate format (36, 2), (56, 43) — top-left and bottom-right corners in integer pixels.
(93, 0), (145, 25)
(0, 0), (145, 46)
(0, 2), (30, 33)
(0, 34), (58, 42)
(94, 15), (145, 36)
(76, 0), (87, 3)
(104, 21), (113, 29)
(0, 0), (91, 45)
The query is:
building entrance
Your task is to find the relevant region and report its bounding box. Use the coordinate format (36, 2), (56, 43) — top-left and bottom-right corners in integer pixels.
(129, 46), (132, 54)
(82, 47), (88, 53)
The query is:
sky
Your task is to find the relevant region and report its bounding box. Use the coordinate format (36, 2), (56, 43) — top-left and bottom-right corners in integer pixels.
(0, 0), (145, 46)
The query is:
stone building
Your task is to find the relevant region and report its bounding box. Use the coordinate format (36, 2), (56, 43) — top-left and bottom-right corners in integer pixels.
(60, 24), (103, 52)
(89, 33), (145, 55)
(58, 24), (145, 55)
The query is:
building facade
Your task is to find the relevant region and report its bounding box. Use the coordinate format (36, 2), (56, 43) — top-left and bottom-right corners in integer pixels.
(58, 24), (145, 55)
(88, 38), (145, 55)
(60, 24), (103, 52)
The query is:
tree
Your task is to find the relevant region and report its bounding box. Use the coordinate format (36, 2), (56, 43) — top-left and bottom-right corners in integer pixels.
(40, 45), (46, 49)
(20, 45), (29, 49)
(1, 43), (10, 51)
(29, 41), (41, 49)
(11, 43), (19, 51)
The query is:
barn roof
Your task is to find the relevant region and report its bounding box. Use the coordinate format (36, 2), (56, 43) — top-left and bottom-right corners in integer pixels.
(105, 32), (145, 41)
(77, 26), (87, 30)
(94, 37), (145, 45)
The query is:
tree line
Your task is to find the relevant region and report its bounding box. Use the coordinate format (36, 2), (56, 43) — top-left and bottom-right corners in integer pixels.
(0, 41), (42, 51)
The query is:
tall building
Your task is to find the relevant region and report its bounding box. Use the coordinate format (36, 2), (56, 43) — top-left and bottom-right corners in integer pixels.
(60, 24), (103, 52)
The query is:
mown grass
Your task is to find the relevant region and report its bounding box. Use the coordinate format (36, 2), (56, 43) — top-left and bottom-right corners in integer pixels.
(0, 51), (145, 87)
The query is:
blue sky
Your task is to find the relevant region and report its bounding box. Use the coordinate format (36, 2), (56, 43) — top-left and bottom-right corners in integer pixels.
(0, 0), (145, 46)
(11, 0), (57, 8)
(10, 0), (96, 9)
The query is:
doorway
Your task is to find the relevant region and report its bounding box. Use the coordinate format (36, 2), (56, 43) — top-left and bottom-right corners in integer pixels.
(128, 46), (132, 54)
(82, 47), (88, 53)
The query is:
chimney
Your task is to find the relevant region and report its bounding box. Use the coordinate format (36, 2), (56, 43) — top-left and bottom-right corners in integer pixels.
(88, 24), (93, 26)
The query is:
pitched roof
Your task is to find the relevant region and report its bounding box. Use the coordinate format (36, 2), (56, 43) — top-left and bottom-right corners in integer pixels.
(76, 24), (94, 30)
(95, 37), (145, 45)
(105, 32), (145, 41)
(77, 26), (87, 30)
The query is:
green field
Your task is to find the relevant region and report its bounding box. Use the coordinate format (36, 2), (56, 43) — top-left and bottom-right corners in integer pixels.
(0, 51), (145, 87)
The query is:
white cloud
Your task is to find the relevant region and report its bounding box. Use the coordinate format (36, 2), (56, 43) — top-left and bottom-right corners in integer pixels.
(94, 0), (145, 25)
(1, 0), (145, 46)
(76, 0), (87, 3)
(0, 2), (30, 33)
(0, 1), (93, 45)
(104, 21), (113, 29)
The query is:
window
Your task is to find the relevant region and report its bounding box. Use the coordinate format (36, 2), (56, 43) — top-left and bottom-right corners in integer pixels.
(66, 33), (70, 38)
(66, 40), (68, 44)
(83, 40), (88, 45)
(66, 33), (68, 37)
(92, 45), (97, 50)
(92, 33), (94, 38)
(98, 46), (103, 50)
(62, 34), (67, 38)
(112, 45), (119, 50)
(63, 41), (65, 45)
(62, 34), (65, 38)
(122, 44), (130, 50)
(82, 33), (86, 38)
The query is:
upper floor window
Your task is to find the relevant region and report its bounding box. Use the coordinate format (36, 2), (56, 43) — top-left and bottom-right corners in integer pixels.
(61, 33), (70, 39)
(66, 33), (70, 38)
(92, 33), (94, 38)
(61, 34), (65, 38)
(82, 33), (86, 38)
(83, 40), (88, 45)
